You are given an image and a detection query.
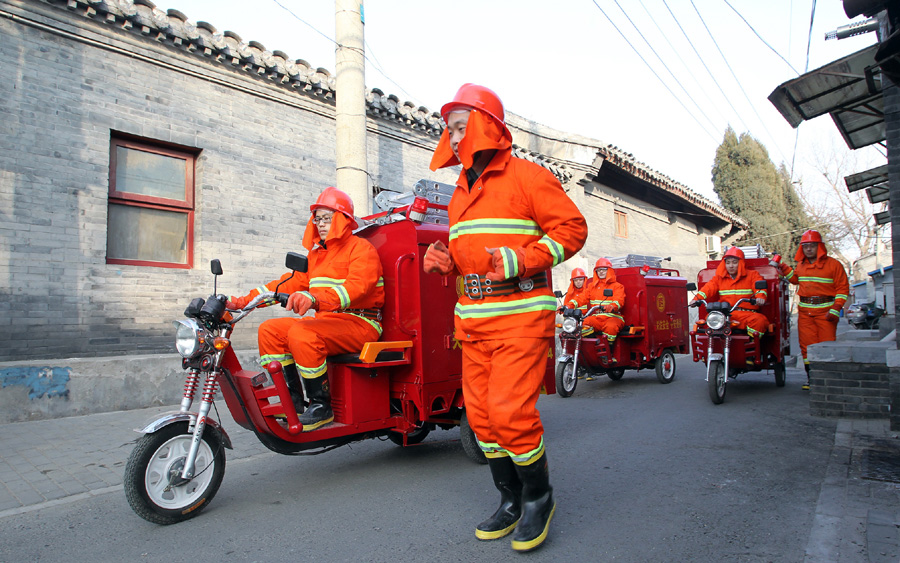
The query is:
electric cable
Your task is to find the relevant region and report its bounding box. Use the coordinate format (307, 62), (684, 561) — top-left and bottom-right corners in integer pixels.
(689, 0), (791, 165)
(612, 0), (720, 135)
(591, 0), (721, 144)
(723, 0), (800, 75)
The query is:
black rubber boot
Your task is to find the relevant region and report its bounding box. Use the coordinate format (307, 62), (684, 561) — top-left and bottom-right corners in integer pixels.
(281, 363), (305, 415)
(511, 453), (556, 552)
(298, 374), (334, 431)
(803, 362), (811, 390)
(475, 456), (522, 540)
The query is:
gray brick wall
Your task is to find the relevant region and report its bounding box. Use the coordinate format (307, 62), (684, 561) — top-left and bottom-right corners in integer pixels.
(808, 361), (892, 419)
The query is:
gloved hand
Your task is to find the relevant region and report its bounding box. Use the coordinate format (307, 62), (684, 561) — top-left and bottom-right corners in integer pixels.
(827, 311), (840, 323)
(423, 240), (454, 275)
(484, 246), (526, 282)
(602, 304), (617, 313)
(227, 294), (253, 310)
(286, 292), (314, 316)
(754, 297), (766, 306)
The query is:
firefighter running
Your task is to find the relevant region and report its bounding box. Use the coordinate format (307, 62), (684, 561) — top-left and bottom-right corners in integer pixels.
(424, 84), (587, 552)
(227, 187), (385, 431)
(773, 230), (849, 389)
(692, 246), (770, 344)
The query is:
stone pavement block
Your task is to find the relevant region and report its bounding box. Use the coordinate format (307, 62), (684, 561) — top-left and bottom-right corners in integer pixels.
(866, 510), (900, 563)
(13, 490), (44, 506)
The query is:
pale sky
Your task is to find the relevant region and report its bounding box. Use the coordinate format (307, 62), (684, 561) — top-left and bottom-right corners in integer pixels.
(163, 0), (884, 204)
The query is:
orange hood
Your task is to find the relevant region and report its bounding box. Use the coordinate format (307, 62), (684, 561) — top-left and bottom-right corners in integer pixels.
(715, 256), (749, 281)
(301, 211), (354, 250)
(592, 267), (618, 285)
(794, 241), (828, 264)
(429, 109), (512, 171)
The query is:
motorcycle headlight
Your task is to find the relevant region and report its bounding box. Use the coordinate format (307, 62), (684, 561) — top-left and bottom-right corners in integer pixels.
(173, 319), (207, 359)
(706, 311), (726, 331)
(562, 317), (578, 334)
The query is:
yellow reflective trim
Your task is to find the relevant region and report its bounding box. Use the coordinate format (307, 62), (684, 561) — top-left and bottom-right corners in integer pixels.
(798, 276), (834, 283)
(449, 218), (542, 241)
(455, 295), (556, 319)
(798, 301), (834, 309)
(259, 353), (293, 367)
(538, 235), (564, 266)
(299, 361), (327, 379)
(511, 439), (545, 466)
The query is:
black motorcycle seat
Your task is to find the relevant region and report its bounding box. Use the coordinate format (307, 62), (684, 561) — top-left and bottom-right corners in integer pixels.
(328, 351), (405, 364)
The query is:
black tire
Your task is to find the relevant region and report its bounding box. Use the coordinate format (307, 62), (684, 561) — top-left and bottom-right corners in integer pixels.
(774, 361), (786, 387)
(388, 424), (431, 446)
(707, 360), (727, 405)
(555, 359), (577, 397)
(124, 422), (225, 525)
(460, 411), (487, 464)
(607, 368), (625, 381)
(655, 349), (676, 384)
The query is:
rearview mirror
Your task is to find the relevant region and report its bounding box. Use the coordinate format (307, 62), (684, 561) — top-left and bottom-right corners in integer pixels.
(604, 289), (613, 297)
(210, 259), (223, 276)
(755, 280), (767, 290)
(686, 282), (697, 291)
(554, 290), (564, 299)
(285, 252), (308, 273)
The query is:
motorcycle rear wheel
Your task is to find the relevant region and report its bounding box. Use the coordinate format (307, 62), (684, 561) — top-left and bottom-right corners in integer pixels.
(460, 411), (487, 465)
(707, 360), (727, 405)
(124, 422), (225, 525)
(555, 359), (578, 397)
(655, 349), (676, 384)
(774, 361), (786, 387)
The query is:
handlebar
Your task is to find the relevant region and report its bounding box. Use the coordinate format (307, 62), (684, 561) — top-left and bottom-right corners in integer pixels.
(224, 291), (288, 324)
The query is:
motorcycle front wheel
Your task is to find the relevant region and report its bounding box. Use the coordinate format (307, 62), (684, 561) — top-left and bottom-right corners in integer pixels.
(555, 359), (578, 397)
(124, 422), (225, 525)
(707, 360), (727, 405)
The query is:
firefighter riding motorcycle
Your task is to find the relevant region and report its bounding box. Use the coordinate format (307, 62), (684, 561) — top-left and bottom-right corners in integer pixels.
(123, 180), (558, 525)
(687, 246), (790, 405)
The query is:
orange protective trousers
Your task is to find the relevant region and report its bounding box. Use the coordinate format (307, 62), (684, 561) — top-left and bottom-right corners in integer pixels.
(731, 310), (769, 337)
(583, 315), (624, 339)
(461, 337), (549, 464)
(258, 313), (380, 377)
(797, 307), (837, 364)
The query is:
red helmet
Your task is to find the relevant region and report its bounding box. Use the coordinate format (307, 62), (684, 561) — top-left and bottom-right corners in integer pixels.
(800, 230), (823, 244)
(594, 258), (613, 269)
(440, 83), (506, 126)
(570, 267), (587, 280)
(311, 186), (355, 221)
(723, 247), (745, 260)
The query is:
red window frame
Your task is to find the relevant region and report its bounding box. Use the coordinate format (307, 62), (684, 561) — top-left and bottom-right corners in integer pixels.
(107, 135), (196, 269)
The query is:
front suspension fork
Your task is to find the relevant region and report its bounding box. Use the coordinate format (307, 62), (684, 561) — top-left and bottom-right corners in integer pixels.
(180, 364), (220, 481)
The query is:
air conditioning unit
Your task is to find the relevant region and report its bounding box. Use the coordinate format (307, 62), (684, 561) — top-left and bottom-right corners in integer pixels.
(705, 235), (721, 254)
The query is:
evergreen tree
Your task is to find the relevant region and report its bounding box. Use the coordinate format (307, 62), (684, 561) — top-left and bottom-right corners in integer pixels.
(711, 127), (809, 258)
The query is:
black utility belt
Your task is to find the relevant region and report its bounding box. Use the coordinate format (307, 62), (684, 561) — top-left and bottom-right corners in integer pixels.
(460, 272), (548, 300)
(342, 308), (382, 321)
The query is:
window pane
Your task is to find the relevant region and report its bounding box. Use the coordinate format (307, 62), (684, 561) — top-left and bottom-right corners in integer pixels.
(115, 146), (186, 201)
(108, 204), (187, 263)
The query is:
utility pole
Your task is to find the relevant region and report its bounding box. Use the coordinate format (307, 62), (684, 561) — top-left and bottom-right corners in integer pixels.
(334, 0), (368, 216)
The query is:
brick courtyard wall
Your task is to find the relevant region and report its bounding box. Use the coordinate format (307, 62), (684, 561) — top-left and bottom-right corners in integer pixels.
(808, 361), (892, 419)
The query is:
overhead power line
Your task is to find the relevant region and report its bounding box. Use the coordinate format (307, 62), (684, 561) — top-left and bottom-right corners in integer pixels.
(723, 0), (800, 75)
(637, 0), (731, 127)
(590, 0), (721, 144)
(689, 0), (790, 165)
(612, 0), (720, 136)
(662, 0), (751, 136)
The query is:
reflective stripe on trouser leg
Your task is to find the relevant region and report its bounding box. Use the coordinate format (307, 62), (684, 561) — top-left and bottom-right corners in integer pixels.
(798, 307), (837, 361)
(732, 311), (769, 339)
(461, 337), (549, 464)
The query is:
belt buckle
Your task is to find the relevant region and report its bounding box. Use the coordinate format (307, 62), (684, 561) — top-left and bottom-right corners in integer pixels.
(464, 273), (483, 300)
(375, 310), (382, 322)
(517, 277), (534, 292)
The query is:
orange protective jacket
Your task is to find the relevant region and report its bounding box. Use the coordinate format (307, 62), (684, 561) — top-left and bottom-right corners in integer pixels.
(780, 244), (849, 318)
(696, 259), (767, 311)
(240, 212), (385, 328)
(575, 268), (625, 317)
(437, 140), (588, 341)
(564, 282), (590, 312)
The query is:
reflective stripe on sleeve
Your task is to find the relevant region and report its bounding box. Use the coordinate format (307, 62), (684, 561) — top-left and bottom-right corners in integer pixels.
(449, 218), (543, 241)
(538, 235), (564, 267)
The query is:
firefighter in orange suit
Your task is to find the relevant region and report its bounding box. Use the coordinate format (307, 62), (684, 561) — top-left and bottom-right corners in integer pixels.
(562, 267), (589, 314)
(227, 187), (385, 431)
(692, 246), (769, 341)
(774, 230), (849, 389)
(423, 84), (587, 552)
(576, 258), (626, 343)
